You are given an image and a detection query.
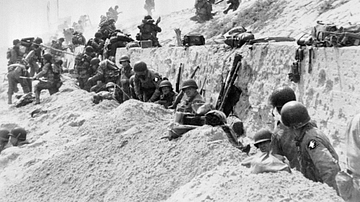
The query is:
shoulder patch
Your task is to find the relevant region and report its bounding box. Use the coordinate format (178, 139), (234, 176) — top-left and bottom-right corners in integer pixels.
(308, 139), (317, 150)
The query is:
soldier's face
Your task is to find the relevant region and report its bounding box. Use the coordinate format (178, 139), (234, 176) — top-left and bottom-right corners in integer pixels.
(161, 87), (171, 95)
(184, 87), (196, 97)
(256, 141), (271, 153)
(120, 61), (129, 68)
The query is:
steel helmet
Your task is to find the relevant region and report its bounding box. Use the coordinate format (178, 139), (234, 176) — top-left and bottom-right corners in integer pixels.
(205, 110), (227, 126)
(0, 128), (10, 142)
(269, 86), (296, 110)
(159, 80), (172, 89)
(133, 61), (148, 72)
(13, 39), (20, 46)
(90, 58), (100, 65)
(43, 53), (52, 61)
(119, 55), (130, 63)
(181, 79), (198, 90)
(281, 101), (311, 129)
(10, 127), (27, 141)
(254, 129), (272, 146)
(94, 32), (102, 38)
(85, 46), (94, 53)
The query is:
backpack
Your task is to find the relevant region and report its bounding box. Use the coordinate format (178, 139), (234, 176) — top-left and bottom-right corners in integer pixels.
(6, 48), (11, 59)
(311, 21), (338, 42)
(182, 34), (205, 46)
(224, 32), (254, 48)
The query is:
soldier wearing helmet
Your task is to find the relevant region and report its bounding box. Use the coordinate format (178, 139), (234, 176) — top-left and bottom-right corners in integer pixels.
(87, 59), (122, 102)
(133, 61), (162, 102)
(268, 86), (300, 170)
(136, 15), (162, 47)
(281, 101), (340, 191)
(241, 129), (291, 174)
(119, 55), (134, 101)
(176, 79), (204, 113)
(8, 39), (23, 65)
(74, 47), (96, 90)
(33, 53), (62, 104)
(154, 79), (177, 108)
(9, 127), (29, 146)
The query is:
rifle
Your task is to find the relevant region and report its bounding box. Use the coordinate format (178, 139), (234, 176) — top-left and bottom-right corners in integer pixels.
(199, 76), (207, 96)
(175, 63), (183, 93)
(19, 76), (48, 82)
(170, 65), (200, 109)
(216, 54), (242, 112)
(37, 43), (77, 56)
(215, 0), (225, 4)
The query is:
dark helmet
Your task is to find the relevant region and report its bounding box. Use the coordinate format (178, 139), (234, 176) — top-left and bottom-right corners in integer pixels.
(159, 80), (172, 89)
(58, 37), (65, 42)
(10, 127), (27, 141)
(90, 58), (100, 65)
(43, 53), (52, 61)
(133, 61), (148, 72)
(281, 101), (311, 129)
(85, 46), (94, 53)
(119, 55), (130, 63)
(13, 39), (20, 46)
(0, 128), (10, 142)
(34, 37), (43, 44)
(94, 32), (102, 38)
(181, 79), (198, 90)
(253, 129), (272, 146)
(269, 86), (296, 111)
(144, 15), (152, 20)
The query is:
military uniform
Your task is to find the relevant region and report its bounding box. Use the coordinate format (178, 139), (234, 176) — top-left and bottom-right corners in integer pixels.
(7, 64), (31, 104)
(134, 69), (162, 102)
(34, 59), (62, 104)
(271, 121), (300, 170)
(75, 52), (94, 90)
(8, 46), (23, 65)
(155, 91), (177, 109)
(120, 65), (134, 101)
(176, 91), (204, 113)
(295, 123), (340, 191)
(336, 114), (360, 201)
(137, 17), (162, 47)
(195, 0), (213, 21)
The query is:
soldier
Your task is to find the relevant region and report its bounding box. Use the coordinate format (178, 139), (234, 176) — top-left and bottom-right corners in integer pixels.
(129, 75), (137, 99)
(87, 58), (121, 96)
(176, 79), (204, 113)
(87, 32), (105, 57)
(50, 38), (66, 60)
(194, 0), (213, 22)
(336, 113), (360, 201)
(74, 46), (96, 90)
(133, 61), (162, 102)
(23, 37), (43, 77)
(281, 101), (340, 191)
(8, 39), (23, 65)
(7, 63), (31, 104)
(241, 129), (291, 174)
(269, 86), (300, 170)
(33, 53), (62, 104)
(9, 127), (29, 146)
(154, 80), (177, 108)
(223, 0), (240, 14)
(137, 15), (162, 47)
(119, 55), (134, 101)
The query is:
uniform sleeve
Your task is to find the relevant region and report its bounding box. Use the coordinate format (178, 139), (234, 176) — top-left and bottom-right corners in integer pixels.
(270, 133), (281, 155)
(148, 74), (162, 102)
(35, 64), (50, 79)
(133, 76), (142, 99)
(306, 138), (340, 190)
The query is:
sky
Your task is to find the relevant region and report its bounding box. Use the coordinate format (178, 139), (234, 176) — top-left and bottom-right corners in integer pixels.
(0, 0), (194, 48)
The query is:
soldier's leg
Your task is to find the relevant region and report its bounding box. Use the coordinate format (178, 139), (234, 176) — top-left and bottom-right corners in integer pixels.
(34, 81), (51, 104)
(7, 74), (17, 104)
(18, 78), (31, 94)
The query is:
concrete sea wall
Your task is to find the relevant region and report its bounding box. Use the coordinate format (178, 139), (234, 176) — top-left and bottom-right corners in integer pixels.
(117, 43), (360, 159)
